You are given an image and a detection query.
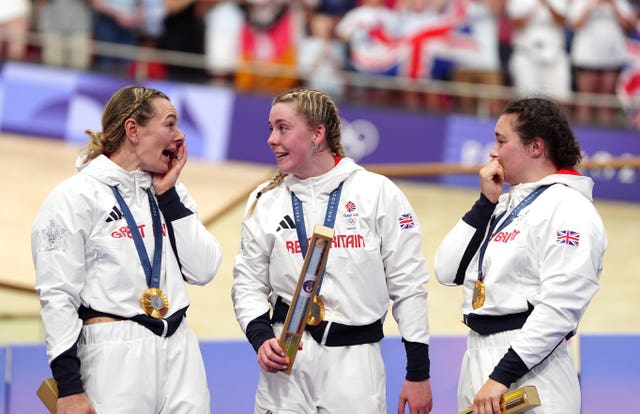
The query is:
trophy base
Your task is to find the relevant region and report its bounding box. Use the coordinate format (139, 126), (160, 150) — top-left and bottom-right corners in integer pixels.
(458, 385), (541, 414)
(37, 377), (58, 413)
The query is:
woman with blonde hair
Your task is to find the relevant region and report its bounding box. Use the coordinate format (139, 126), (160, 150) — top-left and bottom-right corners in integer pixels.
(232, 88), (434, 414)
(32, 85), (222, 413)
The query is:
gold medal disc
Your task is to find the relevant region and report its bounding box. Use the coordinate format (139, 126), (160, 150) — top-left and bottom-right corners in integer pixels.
(141, 288), (169, 318)
(306, 295), (325, 326)
(472, 280), (485, 310)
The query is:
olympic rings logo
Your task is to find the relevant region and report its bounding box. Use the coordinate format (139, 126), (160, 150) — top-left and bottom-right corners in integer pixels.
(341, 118), (380, 161)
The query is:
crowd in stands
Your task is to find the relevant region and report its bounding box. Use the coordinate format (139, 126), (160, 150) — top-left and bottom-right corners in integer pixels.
(1, 0), (640, 127)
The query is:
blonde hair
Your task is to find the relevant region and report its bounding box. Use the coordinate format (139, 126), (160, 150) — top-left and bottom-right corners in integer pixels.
(247, 88), (346, 217)
(83, 85), (169, 163)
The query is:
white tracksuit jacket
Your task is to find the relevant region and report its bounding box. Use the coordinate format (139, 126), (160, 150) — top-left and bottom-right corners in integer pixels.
(232, 157), (430, 350)
(434, 170), (607, 384)
(32, 154), (222, 368)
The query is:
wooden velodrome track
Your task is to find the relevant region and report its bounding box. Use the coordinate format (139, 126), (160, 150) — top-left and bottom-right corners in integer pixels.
(1, 132), (638, 346)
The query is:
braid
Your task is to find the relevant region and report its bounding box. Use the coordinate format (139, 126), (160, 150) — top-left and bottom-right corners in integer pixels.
(246, 172), (286, 217)
(247, 88), (344, 217)
(83, 86), (168, 163)
(273, 88), (346, 157)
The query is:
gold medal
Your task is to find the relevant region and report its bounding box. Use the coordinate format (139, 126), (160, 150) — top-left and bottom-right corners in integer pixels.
(141, 287), (169, 318)
(472, 280), (485, 310)
(306, 295), (325, 326)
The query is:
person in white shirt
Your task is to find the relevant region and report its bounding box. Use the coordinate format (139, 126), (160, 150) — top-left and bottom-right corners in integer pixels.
(506, 0), (571, 104)
(435, 97), (607, 414)
(568, 0), (637, 126)
(32, 85), (223, 414)
(232, 88), (433, 414)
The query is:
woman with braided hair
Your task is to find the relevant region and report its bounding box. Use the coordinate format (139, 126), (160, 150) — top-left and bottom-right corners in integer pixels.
(32, 85), (222, 413)
(232, 88), (434, 414)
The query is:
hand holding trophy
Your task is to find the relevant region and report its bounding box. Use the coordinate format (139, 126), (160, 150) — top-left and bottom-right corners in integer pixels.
(279, 225), (334, 375)
(458, 386), (541, 414)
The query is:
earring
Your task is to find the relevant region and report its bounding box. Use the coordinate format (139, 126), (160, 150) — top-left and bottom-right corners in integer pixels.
(312, 143), (319, 153)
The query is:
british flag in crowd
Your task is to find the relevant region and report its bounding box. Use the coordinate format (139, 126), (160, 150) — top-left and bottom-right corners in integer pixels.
(556, 230), (580, 247)
(616, 37), (640, 129)
(399, 213), (415, 230)
(345, 201), (356, 212)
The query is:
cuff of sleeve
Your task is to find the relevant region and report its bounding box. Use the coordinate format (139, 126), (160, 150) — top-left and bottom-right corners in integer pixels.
(50, 343), (84, 398)
(156, 187), (192, 221)
(489, 347), (529, 387)
(246, 311), (276, 353)
(402, 338), (430, 381)
(462, 193), (497, 228)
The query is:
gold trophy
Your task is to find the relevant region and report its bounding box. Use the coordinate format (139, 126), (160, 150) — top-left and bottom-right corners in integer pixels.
(37, 377), (58, 413)
(279, 225), (334, 375)
(458, 385), (541, 414)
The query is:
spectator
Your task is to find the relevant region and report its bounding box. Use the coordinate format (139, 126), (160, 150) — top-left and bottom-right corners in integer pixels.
(449, 0), (504, 116)
(200, 0), (244, 85)
(125, 0), (167, 79)
(496, 3), (513, 86)
(506, 0), (571, 106)
(314, 0), (358, 16)
(89, 0), (143, 75)
(234, 0), (307, 94)
(0, 0), (31, 62)
(335, 0), (402, 104)
(298, 11), (347, 100)
(35, 0), (93, 71)
(395, 0), (475, 112)
(160, 0), (208, 83)
(568, 0), (638, 126)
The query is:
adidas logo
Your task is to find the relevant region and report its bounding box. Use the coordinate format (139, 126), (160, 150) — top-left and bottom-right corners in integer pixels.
(276, 215), (296, 231)
(105, 205), (124, 223)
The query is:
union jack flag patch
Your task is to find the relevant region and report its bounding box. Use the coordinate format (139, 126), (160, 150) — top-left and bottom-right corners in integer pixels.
(556, 230), (580, 247)
(399, 213), (415, 230)
(345, 201), (356, 212)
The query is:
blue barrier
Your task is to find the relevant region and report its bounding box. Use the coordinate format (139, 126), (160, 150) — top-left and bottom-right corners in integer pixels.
(0, 346), (5, 414)
(580, 334), (640, 414)
(6, 343), (49, 414)
(3, 334), (639, 413)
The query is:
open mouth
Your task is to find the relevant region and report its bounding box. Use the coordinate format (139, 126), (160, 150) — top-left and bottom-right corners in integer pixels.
(275, 152), (288, 159)
(162, 149), (176, 161)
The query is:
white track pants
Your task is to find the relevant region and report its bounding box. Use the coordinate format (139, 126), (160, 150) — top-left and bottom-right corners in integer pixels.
(458, 329), (581, 414)
(254, 324), (387, 414)
(78, 319), (210, 414)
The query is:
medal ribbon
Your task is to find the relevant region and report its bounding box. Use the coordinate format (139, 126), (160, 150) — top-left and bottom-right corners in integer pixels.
(291, 182), (343, 292)
(111, 186), (163, 288)
(477, 185), (550, 282)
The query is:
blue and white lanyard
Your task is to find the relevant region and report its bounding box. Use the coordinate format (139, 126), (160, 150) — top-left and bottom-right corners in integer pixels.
(477, 185), (550, 282)
(291, 182), (343, 292)
(111, 186), (163, 289)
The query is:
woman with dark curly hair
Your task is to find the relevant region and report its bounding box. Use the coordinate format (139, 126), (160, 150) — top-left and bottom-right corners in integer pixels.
(435, 97), (607, 414)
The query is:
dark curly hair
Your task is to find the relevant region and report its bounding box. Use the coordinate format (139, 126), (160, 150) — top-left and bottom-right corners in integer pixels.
(502, 97), (582, 169)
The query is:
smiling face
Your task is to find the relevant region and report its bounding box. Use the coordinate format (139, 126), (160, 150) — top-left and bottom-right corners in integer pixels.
(135, 97), (184, 174)
(267, 101), (321, 179)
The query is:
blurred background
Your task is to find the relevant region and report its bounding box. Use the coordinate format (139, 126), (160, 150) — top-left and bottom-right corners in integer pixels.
(1, 0), (639, 413)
